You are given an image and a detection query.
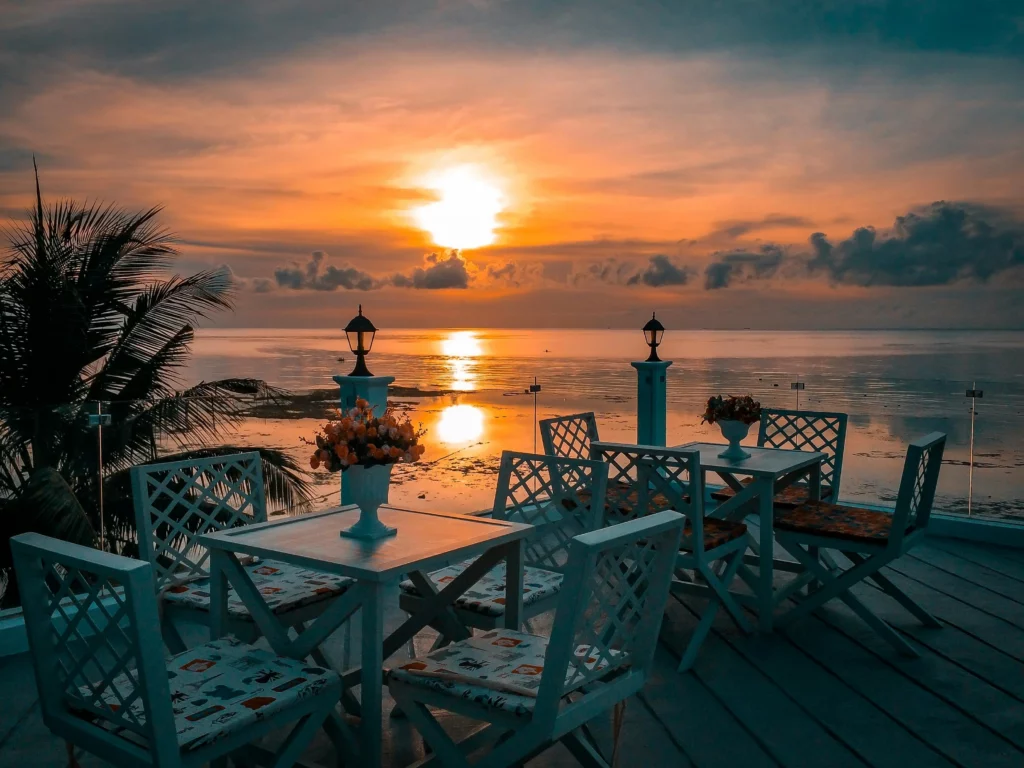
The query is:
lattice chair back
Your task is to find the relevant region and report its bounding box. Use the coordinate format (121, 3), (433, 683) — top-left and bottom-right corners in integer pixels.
(890, 432), (946, 545)
(533, 510), (684, 719)
(591, 441), (701, 526)
(11, 533), (180, 766)
(492, 451), (609, 573)
(131, 451), (267, 590)
(539, 411), (600, 460)
(759, 408), (849, 497)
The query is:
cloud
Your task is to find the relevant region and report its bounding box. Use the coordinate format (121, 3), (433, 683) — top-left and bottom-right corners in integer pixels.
(808, 202), (1024, 287)
(708, 214), (815, 240)
(574, 254), (693, 288)
(704, 245), (785, 289)
(273, 250), (380, 291)
(218, 263), (275, 293)
(390, 252), (470, 290)
(627, 254), (693, 287)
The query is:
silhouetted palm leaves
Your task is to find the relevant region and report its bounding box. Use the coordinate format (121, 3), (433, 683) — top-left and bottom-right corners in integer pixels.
(0, 165), (310, 602)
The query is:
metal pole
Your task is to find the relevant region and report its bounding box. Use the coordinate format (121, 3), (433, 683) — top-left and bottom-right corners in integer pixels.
(968, 382), (976, 517)
(96, 402), (105, 553)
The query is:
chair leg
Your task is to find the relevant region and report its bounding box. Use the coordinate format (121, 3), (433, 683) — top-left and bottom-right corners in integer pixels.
(561, 728), (611, 768)
(678, 596), (719, 672)
(161, 618), (187, 654)
(857, 559), (942, 629)
(837, 588), (921, 658)
(701, 550), (752, 634)
(394, 694), (473, 768)
(268, 712), (327, 768)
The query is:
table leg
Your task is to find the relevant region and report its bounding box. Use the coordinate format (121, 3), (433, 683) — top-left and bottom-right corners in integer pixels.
(209, 550), (230, 641)
(359, 581), (385, 768)
(808, 462), (822, 502)
(504, 540), (524, 631)
(757, 477), (776, 632)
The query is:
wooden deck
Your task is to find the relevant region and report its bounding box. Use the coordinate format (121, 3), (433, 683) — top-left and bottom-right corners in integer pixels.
(2, 533), (1023, 767)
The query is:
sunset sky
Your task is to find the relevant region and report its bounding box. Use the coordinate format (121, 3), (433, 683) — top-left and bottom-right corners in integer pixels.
(1, 1), (1022, 329)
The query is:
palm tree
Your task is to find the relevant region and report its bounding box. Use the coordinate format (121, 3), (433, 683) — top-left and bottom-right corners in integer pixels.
(0, 164), (310, 604)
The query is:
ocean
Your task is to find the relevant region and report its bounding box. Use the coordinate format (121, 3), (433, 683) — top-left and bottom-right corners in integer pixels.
(186, 329), (1024, 522)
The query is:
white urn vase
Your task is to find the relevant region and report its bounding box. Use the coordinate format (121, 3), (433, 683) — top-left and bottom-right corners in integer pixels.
(717, 420), (752, 461)
(339, 463), (397, 540)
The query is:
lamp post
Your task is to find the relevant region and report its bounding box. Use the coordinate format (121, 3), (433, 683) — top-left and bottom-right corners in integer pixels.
(344, 305), (377, 377)
(632, 312), (672, 446)
(643, 312), (665, 362)
(334, 306), (395, 506)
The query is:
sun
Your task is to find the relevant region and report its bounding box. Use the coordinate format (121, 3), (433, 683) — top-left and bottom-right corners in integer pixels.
(413, 165), (505, 249)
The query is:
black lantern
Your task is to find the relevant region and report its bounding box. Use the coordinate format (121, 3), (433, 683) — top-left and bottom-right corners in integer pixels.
(344, 305), (377, 376)
(642, 312), (665, 362)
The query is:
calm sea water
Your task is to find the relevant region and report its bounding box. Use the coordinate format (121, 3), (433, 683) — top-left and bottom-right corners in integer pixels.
(187, 329), (1024, 521)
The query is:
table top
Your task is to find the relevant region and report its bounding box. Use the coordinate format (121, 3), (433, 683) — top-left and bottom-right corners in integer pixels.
(674, 442), (825, 477)
(200, 505), (532, 582)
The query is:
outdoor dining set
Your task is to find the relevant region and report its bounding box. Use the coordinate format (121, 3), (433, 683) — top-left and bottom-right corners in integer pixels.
(9, 406), (947, 768)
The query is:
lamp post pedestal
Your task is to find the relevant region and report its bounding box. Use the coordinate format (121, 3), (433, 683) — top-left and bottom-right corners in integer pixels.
(333, 374), (395, 505)
(632, 360), (672, 446)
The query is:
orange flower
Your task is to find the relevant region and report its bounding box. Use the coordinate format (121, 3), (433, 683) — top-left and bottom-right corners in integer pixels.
(356, 397), (368, 408)
(389, 446), (402, 459)
(318, 450), (330, 463)
(355, 423), (366, 438)
(367, 426), (377, 438)
(310, 453), (321, 470)
(334, 444), (348, 459)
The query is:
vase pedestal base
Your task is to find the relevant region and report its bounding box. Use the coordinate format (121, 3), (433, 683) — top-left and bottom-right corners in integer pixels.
(340, 516), (397, 541)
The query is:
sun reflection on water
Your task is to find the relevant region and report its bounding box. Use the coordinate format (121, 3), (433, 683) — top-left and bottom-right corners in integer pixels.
(437, 404), (485, 444)
(441, 331), (482, 391)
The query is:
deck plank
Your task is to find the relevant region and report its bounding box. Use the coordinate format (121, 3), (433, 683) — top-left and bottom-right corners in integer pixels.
(661, 600), (864, 768)
(846, 578), (1024, 702)
(908, 545), (1024, 606)
(885, 555), (1024, 631)
(673, 598), (954, 768)
(784, 609), (1023, 767)
(927, 537), (1024, 583)
(810, 591), (1024, 753)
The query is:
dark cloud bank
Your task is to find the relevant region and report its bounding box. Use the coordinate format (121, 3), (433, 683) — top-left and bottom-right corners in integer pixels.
(240, 202), (1023, 294)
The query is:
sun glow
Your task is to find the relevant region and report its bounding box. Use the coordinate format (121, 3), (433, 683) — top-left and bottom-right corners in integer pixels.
(437, 404), (485, 444)
(413, 165), (505, 249)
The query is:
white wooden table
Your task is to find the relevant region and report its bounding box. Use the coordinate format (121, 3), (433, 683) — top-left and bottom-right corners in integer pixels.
(675, 442), (825, 631)
(201, 504), (532, 768)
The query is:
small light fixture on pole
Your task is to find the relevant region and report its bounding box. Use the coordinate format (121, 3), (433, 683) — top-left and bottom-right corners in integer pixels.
(642, 312), (665, 362)
(344, 305), (377, 377)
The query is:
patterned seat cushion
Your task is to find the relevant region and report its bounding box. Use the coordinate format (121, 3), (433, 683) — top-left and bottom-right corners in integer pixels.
(399, 560), (563, 617)
(162, 559), (353, 620)
(387, 628), (616, 717)
(75, 636), (339, 752)
(774, 500), (901, 544)
(681, 518), (747, 552)
(566, 486), (689, 518)
(710, 478), (834, 508)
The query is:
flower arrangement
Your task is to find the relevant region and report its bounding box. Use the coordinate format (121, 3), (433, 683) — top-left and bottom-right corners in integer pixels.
(701, 394), (762, 426)
(306, 398), (425, 471)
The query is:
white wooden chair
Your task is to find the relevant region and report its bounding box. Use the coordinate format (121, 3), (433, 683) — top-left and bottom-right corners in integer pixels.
(591, 441), (752, 671)
(539, 412), (600, 460)
(131, 452), (354, 656)
(10, 532), (341, 768)
(711, 408), (849, 509)
(774, 432), (947, 656)
(387, 510), (685, 768)
(398, 451), (609, 645)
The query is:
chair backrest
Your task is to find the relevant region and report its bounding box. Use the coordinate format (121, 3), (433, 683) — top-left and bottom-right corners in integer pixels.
(492, 451), (609, 573)
(890, 432), (946, 545)
(10, 533), (179, 766)
(539, 412), (600, 460)
(590, 441), (701, 519)
(131, 451), (266, 589)
(534, 510), (684, 721)
(759, 408), (849, 495)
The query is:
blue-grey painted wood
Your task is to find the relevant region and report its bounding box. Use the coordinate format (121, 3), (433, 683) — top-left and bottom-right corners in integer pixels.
(907, 547), (1024, 606)
(928, 537), (1024, 582)
(539, 412), (600, 460)
(758, 408), (849, 498)
(9, 532), (342, 768)
(668, 596), (953, 768)
(660, 601), (865, 768)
